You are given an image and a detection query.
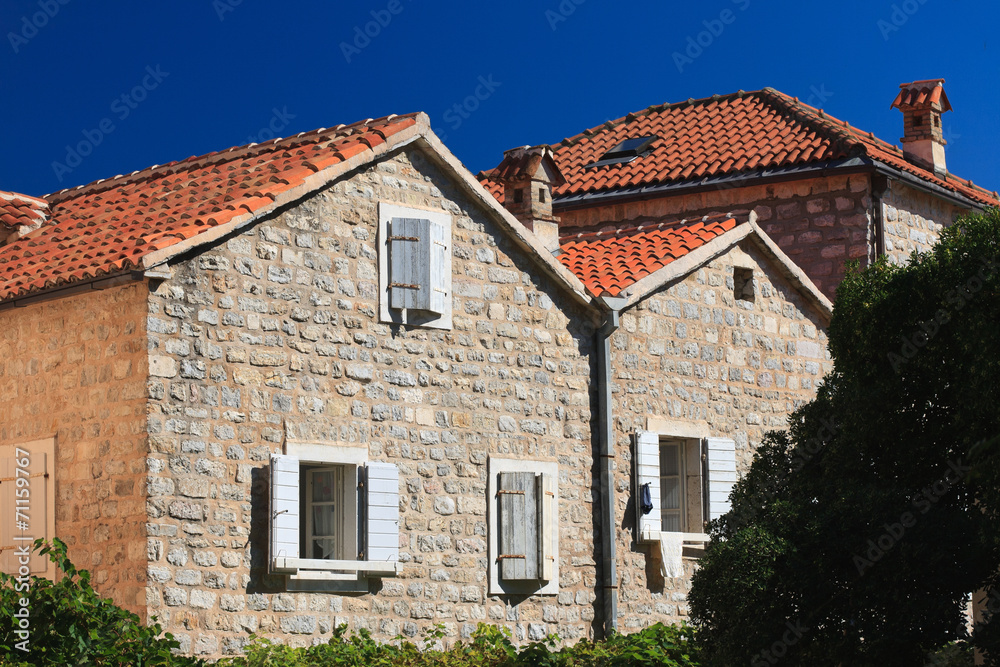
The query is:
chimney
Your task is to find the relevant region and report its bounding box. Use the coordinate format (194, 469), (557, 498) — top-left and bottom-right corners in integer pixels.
(890, 79), (952, 176)
(489, 145), (566, 253)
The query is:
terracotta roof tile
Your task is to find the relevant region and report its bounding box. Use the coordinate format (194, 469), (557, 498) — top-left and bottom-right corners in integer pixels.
(0, 114), (420, 301)
(558, 216), (738, 296)
(481, 88), (997, 208)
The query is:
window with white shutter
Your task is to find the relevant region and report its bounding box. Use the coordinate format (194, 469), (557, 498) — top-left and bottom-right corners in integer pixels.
(488, 457), (559, 595)
(0, 438), (55, 579)
(634, 431), (711, 547)
(705, 437), (737, 521)
(379, 203), (452, 330)
(268, 446), (400, 584)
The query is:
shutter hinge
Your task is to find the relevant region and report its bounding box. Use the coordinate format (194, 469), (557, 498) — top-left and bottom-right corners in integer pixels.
(388, 283), (420, 290)
(497, 554), (526, 560)
(497, 490), (525, 496)
(388, 236), (420, 242)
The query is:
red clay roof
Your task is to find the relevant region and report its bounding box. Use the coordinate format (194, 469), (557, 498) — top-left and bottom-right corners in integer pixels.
(0, 191), (48, 232)
(559, 216), (738, 296)
(479, 88), (998, 207)
(0, 114), (420, 301)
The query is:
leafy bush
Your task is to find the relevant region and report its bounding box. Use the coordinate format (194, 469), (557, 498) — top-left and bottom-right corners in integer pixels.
(0, 538), (205, 666)
(216, 621), (702, 667)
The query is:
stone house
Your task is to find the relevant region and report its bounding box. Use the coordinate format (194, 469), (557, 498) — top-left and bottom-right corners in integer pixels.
(478, 79), (997, 634)
(0, 80), (994, 659)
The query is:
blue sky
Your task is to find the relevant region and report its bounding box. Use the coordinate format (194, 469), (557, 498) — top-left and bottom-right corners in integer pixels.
(1, 0), (997, 198)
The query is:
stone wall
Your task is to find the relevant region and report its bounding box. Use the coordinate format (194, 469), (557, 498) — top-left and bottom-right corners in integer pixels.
(143, 145), (599, 657)
(881, 179), (964, 266)
(0, 283), (149, 616)
(556, 174), (875, 300)
(606, 240), (832, 630)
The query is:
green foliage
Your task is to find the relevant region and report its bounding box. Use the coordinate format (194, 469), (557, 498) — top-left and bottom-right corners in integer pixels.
(216, 622), (702, 667)
(0, 538), (205, 666)
(689, 207), (1000, 665)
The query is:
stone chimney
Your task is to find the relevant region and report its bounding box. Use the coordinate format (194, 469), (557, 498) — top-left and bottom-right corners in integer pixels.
(489, 145), (566, 253)
(890, 79), (952, 176)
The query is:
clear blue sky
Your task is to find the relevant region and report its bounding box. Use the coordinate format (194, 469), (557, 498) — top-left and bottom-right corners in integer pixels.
(1, 0), (997, 198)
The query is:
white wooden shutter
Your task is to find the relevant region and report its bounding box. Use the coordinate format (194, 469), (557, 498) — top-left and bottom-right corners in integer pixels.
(705, 437), (737, 521)
(427, 218), (449, 315)
(537, 472), (556, 581)
(0, 451), (49, 575)
(389, 217), (432, 311)
(365, 462), (399, 563)
(635, 430), (661, 540)
(498, 471), (539, 580)
(270, 454), (299, 565)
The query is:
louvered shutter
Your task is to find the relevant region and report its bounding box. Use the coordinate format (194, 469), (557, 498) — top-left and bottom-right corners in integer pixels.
(498, 471), (539, 580)
(365, 462), (399, 563)
(427, 218), (449, 314)
(270, 455), (299, 565)
(705, 437), (737, 521)
(0, 451), (49, 575)
(537, 472), (556, 581)
(635, 430), (661, 539)
(389, 217), (432, 311)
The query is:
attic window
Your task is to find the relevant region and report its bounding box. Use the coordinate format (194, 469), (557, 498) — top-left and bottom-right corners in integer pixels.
(733, 267), (755, 303)
(586, 135), (659, 169)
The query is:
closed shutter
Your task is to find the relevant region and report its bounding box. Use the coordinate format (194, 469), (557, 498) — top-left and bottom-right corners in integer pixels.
(705, 437), (737, 521)
(389, 217), (432, 311)
(364, 462), (400, 563)
(635, 430), (661, 539)
(0, 449), (50, 575)
(537, 472), (556, 581)
(498, 471), (539, 580)
(270, 454), (299, 565)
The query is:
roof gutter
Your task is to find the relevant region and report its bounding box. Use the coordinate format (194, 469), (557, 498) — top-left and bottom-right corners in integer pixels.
(0, 270), (145, 312)
(596, 294), (627, 638)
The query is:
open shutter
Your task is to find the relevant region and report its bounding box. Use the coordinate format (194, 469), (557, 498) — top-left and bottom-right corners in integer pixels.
(537, 472), (556, 581)
(365, 462), (399, 563)
(427, 218), (448, 314)
(389, 217), (432, 311)
(270, 454), (299, 566)
(635, 430), (661, 540)
(498, 471), (539, 580)
(705, 437), (737, 521)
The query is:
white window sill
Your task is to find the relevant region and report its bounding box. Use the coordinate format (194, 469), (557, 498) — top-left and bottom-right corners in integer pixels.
(639, 529), (711, 545)
(271, 557), (401, 578)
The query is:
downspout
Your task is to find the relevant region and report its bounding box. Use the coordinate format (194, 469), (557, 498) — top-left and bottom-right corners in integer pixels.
(871, 172), (889, 263)
(597, 295), (627, 637)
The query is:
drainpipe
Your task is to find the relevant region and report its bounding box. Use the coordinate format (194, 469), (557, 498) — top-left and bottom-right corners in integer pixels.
(871, 172), (889, 262)
(597, 295), (627, 638)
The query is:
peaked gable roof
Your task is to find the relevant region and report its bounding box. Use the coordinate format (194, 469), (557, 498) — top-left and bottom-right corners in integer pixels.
(0, 114), (595, 311)
(480, 88), (998, 208)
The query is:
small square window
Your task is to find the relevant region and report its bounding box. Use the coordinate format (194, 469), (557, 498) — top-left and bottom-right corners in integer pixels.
(538, 188), (546, 204)
(734, 267), (755, 302)
(513, 188), (524, 204)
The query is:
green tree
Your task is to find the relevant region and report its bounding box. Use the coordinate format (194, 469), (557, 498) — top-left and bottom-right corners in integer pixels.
(689, 208), (1000, 665)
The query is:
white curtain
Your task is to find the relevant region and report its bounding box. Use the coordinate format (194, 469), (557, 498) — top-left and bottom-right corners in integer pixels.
(311, 469), (340, 559)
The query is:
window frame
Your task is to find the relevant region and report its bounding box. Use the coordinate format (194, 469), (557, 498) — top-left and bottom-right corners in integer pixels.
(487, 456), (559, 596)
(658, 440), (687, 534)
(303, 464), (350, 562)
(271, 443), (399, 593)
(378, 202), (453, 330)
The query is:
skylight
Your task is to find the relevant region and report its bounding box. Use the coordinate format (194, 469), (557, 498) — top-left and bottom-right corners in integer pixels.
(586, 135), (659, 169)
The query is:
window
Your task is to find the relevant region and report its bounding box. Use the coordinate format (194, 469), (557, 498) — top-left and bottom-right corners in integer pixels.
(1, 438), (55, 579)
(586, 135), (659, 169)
(635, 431), (736, 542)
(270, 444), (400, 588)
(538, 187), (546, 204)
(733, 267), (755, 302)
(488, 457), (559, 595)
(378, 203), (452, 330)
(513, 188), (524, 204)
